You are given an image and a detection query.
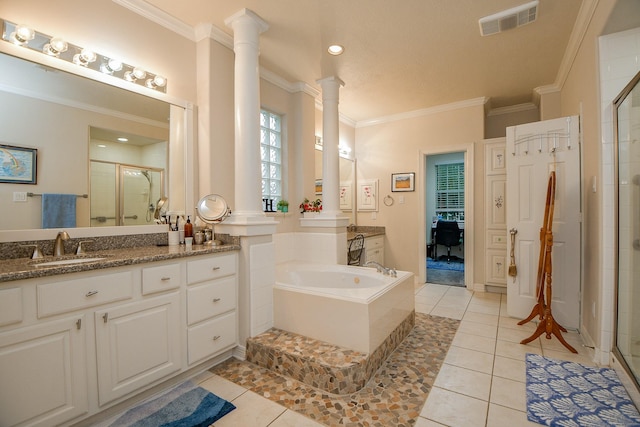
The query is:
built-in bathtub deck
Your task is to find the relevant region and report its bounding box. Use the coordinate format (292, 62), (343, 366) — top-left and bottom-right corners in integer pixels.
(246, 311), (415, 395)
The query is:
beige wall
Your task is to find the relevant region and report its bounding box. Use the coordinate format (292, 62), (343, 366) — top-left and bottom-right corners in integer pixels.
(354, 104), (485, 281)
(558, 0), (618, 350)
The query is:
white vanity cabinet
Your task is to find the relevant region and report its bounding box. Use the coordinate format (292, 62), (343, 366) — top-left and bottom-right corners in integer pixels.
(0, 251), (238, 427)
(363, 235), (385, 265)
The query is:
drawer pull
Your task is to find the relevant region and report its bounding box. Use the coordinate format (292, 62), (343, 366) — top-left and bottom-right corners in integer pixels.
(103, 313), (109, 323)
(213, 298), (221, 303)
(213, 335), (221, 341)
(85, 290), (99, 297)
(161, 277), (171, 281)
(211, 266), (221, 271)
(76, 319), (82, 330)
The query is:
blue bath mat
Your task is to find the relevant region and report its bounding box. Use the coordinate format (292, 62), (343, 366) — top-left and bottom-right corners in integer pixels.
(106, 380), (235, 427)
(526, 353), (640, 426)
(427, 258), (464, 272)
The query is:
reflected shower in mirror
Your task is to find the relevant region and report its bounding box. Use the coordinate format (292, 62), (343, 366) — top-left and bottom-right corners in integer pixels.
(614, 69), (640, 389)
(89, 127), (166, 226)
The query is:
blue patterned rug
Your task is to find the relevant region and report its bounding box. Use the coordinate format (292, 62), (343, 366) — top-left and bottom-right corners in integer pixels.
(427, 258), (464, 272)
(526, 354), (640, 426)
(106, 380), (235, 427)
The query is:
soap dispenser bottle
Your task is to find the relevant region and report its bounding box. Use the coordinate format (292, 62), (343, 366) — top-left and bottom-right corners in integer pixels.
(184, 216), (193, 238)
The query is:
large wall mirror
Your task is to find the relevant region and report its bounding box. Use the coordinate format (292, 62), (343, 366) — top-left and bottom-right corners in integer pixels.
(0, 47), (190, 235)
(614, 69), (640, 390)
(314, 147), (356, 224)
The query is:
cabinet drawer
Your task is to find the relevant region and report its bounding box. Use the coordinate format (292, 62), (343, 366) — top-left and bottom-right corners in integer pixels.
(142, 263), (181, 295)
(0, 287), (23, 326)
(365, 236), (384, 249)
(187, 311), (236, 365)
(37, 271), (134, 318)
(187, 276), (236, 325)
(187, 253), (236, 284)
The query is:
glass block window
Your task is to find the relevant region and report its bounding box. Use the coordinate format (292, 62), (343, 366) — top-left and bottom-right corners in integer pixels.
(435, 162), (464, 221)
(260, 109), (282, 209)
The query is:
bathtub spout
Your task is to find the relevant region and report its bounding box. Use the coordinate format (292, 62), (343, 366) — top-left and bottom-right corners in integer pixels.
(364, 261), (396, 277)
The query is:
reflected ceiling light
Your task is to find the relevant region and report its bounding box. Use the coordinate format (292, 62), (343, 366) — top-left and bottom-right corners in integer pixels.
(73, 48), (97, 66)
(145, 75), (166, 89)
(100, 57), (123, 74)
(124, 67), (146, 82)
(10, 24), (35, 46)
(117, 137), (129, 142)
(328, 44), (344, 55)
(97, 144), (107, 148)
(43, 36), (68, 56)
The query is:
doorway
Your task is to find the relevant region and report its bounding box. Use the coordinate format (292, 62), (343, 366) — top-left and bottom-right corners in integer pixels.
(419, 144), (474, 287)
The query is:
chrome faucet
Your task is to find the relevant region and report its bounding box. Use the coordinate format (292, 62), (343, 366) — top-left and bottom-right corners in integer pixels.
(54, 231), (70, 256)
(364, 261), (397, 277)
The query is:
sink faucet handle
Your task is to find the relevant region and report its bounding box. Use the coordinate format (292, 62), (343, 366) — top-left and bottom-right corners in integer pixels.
(76, 240), (94, 255)
(21, 244), (44, 259)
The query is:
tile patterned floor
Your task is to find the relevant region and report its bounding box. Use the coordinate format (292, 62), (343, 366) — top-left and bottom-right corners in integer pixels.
(194, 283), (595, 427)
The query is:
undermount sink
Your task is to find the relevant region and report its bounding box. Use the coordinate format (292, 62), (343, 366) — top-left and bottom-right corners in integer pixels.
(34, 257), (107, 267)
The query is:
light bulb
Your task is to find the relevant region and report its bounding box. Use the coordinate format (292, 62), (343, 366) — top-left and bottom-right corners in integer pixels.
(43, 37), (68, 56)
(145, 75), (167, 89)
(10, 24), (35, 46)
(73, 48), (97, 66)
(100, 58), (123, 74)
(328, 44), (344, 55)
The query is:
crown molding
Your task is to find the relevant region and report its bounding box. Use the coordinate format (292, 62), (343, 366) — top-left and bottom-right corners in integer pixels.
(487, 102), (538, 117)
(112, 0), (195, 40)
(356, 97), (489, 128)
(260, 68), (319, 98)
(194, 22), (233, 48)
(553, 0), (599, 89)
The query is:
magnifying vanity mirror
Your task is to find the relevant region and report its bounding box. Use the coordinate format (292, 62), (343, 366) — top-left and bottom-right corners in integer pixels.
(195, 194), (231, 246)
(614, 69), (640, 389)
(0, 46), (190, 234)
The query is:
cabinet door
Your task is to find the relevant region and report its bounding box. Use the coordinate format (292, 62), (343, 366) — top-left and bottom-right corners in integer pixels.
(95, 293), (181, 405)
(0, 316), (87, 427)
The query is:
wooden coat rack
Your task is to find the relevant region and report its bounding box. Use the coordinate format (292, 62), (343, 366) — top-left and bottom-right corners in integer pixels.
(517, 171), (577, 353)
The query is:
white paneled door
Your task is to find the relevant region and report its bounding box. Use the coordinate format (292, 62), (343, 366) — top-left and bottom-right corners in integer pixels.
(506, 116), (581, 330)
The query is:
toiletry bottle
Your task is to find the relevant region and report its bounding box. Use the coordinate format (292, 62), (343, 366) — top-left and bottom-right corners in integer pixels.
(184, 216), (193, 238)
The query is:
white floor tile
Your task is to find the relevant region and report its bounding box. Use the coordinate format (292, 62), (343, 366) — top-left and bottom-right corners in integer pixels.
(495, 339), (542, 361)
(489, 376), (526, 412)
(434, 364), (492, 400)
(457, 320), (498, 339)
(492, 356), (526, 383)
(430, 306), (466, 320)
(452, 331), (497, 355)
(414, 416), (448, 426)
(444, 346), (495, 374)
(269, 409), (325, 427)
(497, 326), (534, 344)
(420, 387), (488, 427)
(487, 403), (538, 427)
(213, 390), (286, 427)
(463, 311), (499, 327)
(199, 374), (248, 402)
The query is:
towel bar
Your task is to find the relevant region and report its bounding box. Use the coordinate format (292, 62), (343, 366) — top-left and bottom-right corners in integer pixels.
(28, 192), (88, 198)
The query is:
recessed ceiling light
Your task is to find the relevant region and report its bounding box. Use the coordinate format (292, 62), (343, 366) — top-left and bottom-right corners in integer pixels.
(328, 44), (344, 56)
(97, 144), (107, 148)
(117, 137), (128, 142)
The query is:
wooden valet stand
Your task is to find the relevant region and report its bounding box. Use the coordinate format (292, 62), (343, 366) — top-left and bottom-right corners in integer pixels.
(517, 171), (577, 353)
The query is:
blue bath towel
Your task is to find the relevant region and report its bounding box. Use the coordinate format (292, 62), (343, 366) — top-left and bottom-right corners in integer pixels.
(42, 193), (77, 228)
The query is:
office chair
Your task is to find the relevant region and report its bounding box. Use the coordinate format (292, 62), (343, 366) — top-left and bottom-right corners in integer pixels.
(434, 220), (462, 263)
(348, 234), (365, 266)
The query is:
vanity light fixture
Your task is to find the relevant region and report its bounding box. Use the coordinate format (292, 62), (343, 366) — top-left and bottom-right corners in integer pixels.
(72, 48), (97, 66)
(0, 18), (167, 93)
(328, 44), (344, 56)
(9, 24), (35, 46)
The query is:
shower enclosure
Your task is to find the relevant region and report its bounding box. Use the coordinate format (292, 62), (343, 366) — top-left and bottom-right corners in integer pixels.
(90, 161), (164, 226)
(614, 69), (640, 389)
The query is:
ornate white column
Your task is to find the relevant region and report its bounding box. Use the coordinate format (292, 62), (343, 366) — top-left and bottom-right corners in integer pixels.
(224, 9), (269, 223)
(317, 76), (344, 217)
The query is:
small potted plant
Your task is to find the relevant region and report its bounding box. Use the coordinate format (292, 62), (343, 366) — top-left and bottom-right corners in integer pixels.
(299, 198), (322, 217)
(277, 199), (289, 212)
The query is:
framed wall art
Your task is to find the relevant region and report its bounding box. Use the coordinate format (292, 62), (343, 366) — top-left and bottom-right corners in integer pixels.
(391, 172), (415, 192)
(339, 182), (352, 210)
(0, 144), (37, 184)
(357, 179), (378, 211)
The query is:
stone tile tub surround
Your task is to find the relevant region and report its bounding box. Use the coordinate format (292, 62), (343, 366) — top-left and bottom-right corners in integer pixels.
(246, 311), (415, 395)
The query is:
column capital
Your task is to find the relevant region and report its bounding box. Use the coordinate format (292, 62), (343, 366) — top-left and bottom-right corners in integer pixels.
(225, 8), (269, 34)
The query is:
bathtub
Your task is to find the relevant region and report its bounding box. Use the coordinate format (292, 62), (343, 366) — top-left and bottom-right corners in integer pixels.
(274, 262), (415, 353)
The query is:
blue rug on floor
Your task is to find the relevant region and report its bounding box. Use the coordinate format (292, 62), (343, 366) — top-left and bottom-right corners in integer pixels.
(107, 381), (235, 427)
(526, 353), (640, 427)
(427, 258), (464, 272)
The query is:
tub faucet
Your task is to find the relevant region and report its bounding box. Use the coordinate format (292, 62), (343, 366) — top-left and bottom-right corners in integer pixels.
(364, 261), (397, 277)
(54, 230), (70, 256)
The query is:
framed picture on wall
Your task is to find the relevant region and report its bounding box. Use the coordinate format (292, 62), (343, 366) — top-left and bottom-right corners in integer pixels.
(315, 179), (323, 195)
(391, 172), (414, 192)
(357, 179), (378, 211)
(0, 144), (37, 184)
(340, 182), (352, 210)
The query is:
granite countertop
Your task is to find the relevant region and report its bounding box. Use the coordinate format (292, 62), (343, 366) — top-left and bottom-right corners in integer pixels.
(347, 226), (385, 241)
(0, 243), (240, 283)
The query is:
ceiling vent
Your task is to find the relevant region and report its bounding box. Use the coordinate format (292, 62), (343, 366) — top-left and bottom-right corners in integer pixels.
(479, 0), (539, 36)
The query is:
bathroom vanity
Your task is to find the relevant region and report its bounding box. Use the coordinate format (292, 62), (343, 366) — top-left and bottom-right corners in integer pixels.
(347, 227), (385, 266)
(0, 245), (239, 427)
